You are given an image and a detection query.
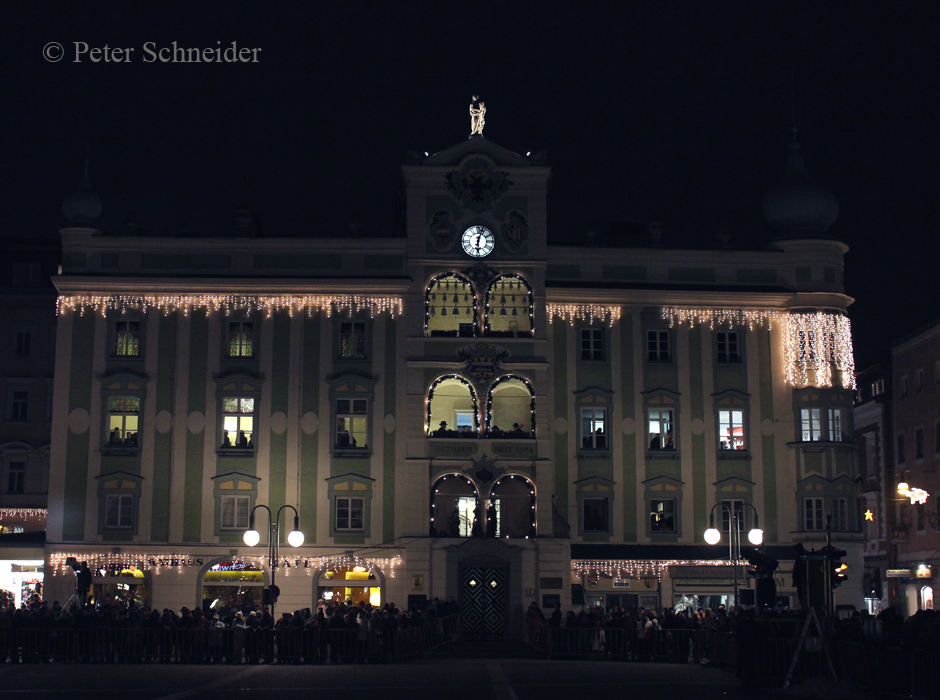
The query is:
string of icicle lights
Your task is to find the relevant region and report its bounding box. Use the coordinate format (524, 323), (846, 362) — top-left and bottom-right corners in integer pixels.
(57, 295), (404, 319)
(663, 308), (780, 330)
(782, 312), (856, 390)
(573, 559), (741, 582)
(0, 508), (47, 521)
(49, 552), (402, 578)
(547, 303), (621, 327)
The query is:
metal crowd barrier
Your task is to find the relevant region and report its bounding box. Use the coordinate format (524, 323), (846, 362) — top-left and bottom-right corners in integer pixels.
(835, 641), (940, 700)
(0, 614), (460, 665)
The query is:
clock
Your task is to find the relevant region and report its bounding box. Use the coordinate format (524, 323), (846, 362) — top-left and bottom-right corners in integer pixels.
(462, 226), (495, 258)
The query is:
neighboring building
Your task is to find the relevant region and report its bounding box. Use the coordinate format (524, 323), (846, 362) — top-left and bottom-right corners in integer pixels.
(44, 123), (864, 630)
(854, 362), (892, 614)
(889, 321), (940, 613)
(0, 239), (58, 607)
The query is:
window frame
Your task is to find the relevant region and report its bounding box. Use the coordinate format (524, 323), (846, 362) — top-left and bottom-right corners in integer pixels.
(647, 329), (671, 363)
(104, 493), (135, 530)
(335, 397), (369, 450)
(220, 396), (257, 451)
(580, 327), (604, 362)
(335, 496), (365, 531)
(220, 495), (251, 530)
(225, 320), (256, 359)
(649, 498), (676, 534)
(327, 473), (374, 538)
(828, 408), (846, 442)
(831, 497), (849, 531)
(801, 408), (822, 442)
(580, 406), (609, 451)
(339, 320), (368, 360)
(718, 408), (747, 451)
(803, 496), (825, 531)
(105, 395), (142, 450)
(897, 433), (906, 466)
(9, 390), (28, 422)
(6, 460), (25, 494)
(716, 330), (741, 364)
(112, 319), (142, 359)
(646, 406), (677, 452)
(329, 374), (377, 456)
(582, 497), (610, 533)
(14, 329), (31, 357)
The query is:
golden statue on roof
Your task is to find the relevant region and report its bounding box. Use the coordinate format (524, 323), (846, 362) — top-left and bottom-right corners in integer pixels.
(469, 95), (486, 136)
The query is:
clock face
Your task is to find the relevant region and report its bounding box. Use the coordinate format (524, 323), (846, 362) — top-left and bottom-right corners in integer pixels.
(462, 226), (495, 258)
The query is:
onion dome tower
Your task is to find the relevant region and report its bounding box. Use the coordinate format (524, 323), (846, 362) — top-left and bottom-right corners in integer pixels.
(763, 128), (838, 238)
(62, 159), (102, 225)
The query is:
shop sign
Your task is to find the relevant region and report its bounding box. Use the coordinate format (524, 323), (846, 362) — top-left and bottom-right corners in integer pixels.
(613, 578), (631, 589)
(916, 565), (933, 579)
(887, 569), (911, 578)
(674, 578), (735, 587)
(540, 577), (563, 589)
(670, 566), (734, 579)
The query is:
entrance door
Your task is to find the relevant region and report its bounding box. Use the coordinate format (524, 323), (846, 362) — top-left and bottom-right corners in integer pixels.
(461, 566), (506, 641)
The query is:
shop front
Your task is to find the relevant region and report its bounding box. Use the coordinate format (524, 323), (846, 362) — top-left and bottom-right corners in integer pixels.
(0, 559), (44, 608)
(202, 560), (266, 614)
(89, 564), (150, 609)
(316, 563), (383, 607)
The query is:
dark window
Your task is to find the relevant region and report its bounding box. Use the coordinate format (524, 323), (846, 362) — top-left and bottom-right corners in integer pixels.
(220, 495), (250, 529)
(917, 504), (926, 532)
(340, 322), (367, 358)
(336, 497), (364, 530)
(716, 331), (740, 363)
(580, 408), (607, 449)
(114, 321), (141, 357)
(647, 330), (670, 362)
(7, 461), (25, 493)
(105, 494), (134, 529)
(10, 391), (28, 421)
(650, 499), (675, 533)
(582, 498), (609, 532)
(15, 331), (31, 356)
(915, 428), (924, 460)
(804, 498), (825, 531)
(228, 322), (254, 358)
(721, 499), (744, 533)
(897, 434), (906, 465)
(581, 328), (604, 361)
(832, 498), (848, 531)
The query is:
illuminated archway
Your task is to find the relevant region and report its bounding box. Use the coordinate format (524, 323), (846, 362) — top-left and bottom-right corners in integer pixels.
(484, 274), (533, 336)
(486, 375), (535, 437)
(430, 474), (480, 537)
(425, 272), (477, 336)
(487, 474), (537, 538)
(428, 375), (479, 436)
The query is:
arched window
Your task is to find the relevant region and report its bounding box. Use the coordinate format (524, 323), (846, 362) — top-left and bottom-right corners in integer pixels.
(488, 475), (536, 538)
(921, 585), (934, 611)
(430, 474), (479, 537)
(484, 274), (533, 336)
(486, 375), (534, 438)
(202, 560), (266, 615)
(425, 273), (477, 337)
(428, 375), (479, 436)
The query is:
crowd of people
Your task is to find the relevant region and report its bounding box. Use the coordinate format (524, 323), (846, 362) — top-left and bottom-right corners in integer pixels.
(0, 593), (460, 664)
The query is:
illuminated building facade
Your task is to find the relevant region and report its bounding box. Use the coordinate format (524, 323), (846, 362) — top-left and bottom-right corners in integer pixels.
(44, 131), (864, 630)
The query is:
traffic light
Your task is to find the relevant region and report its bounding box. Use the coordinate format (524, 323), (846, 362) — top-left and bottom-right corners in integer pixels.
(824, 546), (848, 589)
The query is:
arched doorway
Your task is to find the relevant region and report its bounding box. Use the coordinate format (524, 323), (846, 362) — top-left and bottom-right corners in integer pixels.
(430, 474), (480, 537)
(315, 563), (384, 607)
(201, 560), (266, 615)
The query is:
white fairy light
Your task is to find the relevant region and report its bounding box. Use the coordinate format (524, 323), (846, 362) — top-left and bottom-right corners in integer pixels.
(547, 303), (621, 327)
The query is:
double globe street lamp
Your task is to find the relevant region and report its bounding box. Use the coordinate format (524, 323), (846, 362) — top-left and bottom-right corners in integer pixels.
(704, 502), (762, 610)
(243, 504), (304, 618)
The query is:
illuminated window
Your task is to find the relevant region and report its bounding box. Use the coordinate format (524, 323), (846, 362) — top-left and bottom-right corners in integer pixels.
(581, 408), (608, 450)
(804, 497), (825, 531)
(801, 409), (821, 441)
(105, 494), (134, 529)
(871, 378), (884, 396)
(426, 273), (476, 336)
(107, 396), (141, 446)
(484, 275), (533, 336)
(581, 328), (604, 361)
(719, 410), (746, 450)
(428, 376), (478, 436)
(114, 321), (140, 357)
(716, 331), (740, 363)
(221, 398), (254, 449)
(220, 495), (250, 530)
(335, 497), (364, 531)
(340, 322), (366, 359)
(647, 408), (675, 450)
(647, 330), (670, 362)
(335, 399), (367, 448)
(227, 322), (254, 358)
(650, 499), (675, 533)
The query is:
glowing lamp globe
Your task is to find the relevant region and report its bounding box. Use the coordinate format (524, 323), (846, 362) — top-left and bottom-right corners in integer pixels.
(704, 528), (721, 545)
(287, 529), (305, 547)
(748, 528), (764, 545)
(243, 529), (261, 547)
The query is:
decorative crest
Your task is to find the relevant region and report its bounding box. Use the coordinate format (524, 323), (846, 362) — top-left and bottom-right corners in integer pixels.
(457, 342), (510, 384)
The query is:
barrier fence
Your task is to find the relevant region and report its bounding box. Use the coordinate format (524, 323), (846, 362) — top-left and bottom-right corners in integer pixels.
(0, 613), (460, 665)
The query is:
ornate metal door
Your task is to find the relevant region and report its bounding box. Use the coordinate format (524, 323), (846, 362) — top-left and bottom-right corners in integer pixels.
(461, 566), (506, 641)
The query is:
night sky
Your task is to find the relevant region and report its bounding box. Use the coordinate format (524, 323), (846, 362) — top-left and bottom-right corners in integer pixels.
(5, 2), (939, 368)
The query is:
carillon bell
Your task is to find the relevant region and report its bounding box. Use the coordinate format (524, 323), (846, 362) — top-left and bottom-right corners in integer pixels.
(442, 293), (447, 303)
(453, 304), (459, 315)
(441, 307), (447, 317)
(500, 295), (506, 304)
(500, 307), (507, 316)
(465, 307), (471, 316)
(430, 306), (435, 316)
(464, 293), (469, 302)
(511, 294), (516, 302)
(512, 307), (518, 316)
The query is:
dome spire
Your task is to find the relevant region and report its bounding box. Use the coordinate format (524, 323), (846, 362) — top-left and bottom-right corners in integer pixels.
(62, 157), (102, 225)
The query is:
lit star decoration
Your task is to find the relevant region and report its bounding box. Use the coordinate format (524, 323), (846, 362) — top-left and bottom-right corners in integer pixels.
(865, 509), (874, 521)
(49, 552), (401, 578)
(573, 559), (740, 582)
(0, 508), (47, 521)
(56, 295), (404, 319)
(547, 303), (621, 327)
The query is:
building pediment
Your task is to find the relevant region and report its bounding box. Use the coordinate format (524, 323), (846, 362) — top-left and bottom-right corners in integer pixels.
(421, 139), (531, 167)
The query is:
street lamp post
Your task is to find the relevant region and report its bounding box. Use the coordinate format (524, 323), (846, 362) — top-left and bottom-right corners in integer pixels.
(704, 502), (762, 611)
(243, 504), (304, 619)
